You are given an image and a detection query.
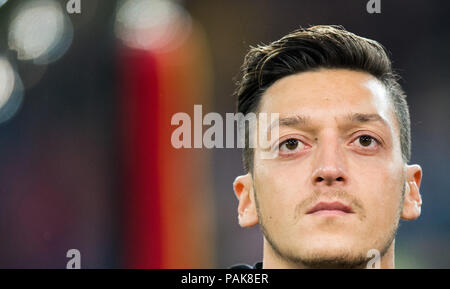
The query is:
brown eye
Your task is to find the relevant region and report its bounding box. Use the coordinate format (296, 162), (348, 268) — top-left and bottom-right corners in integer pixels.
(278, 138), (308, 156)
(358, 135), (374, 146)
(283, 139), (299, 150)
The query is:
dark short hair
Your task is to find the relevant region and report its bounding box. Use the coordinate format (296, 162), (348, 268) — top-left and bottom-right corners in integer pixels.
(235, 25), (410, 173)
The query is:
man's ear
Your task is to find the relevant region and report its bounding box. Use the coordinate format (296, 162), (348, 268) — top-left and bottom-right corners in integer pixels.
(401, 164), (423, 220)
(233, 173), (259, 227)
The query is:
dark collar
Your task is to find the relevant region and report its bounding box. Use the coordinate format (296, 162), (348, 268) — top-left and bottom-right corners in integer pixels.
(229, 262), (263, 269)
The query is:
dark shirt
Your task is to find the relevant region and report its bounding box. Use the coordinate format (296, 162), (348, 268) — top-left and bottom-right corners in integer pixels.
(229, 262), (263, 269)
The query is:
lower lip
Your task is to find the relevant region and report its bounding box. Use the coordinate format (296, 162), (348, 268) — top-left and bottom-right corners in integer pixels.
(308, 210), (352, 216)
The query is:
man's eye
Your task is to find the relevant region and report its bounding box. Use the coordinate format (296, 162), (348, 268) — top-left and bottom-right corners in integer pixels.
(355, 135), (378, 147)
(279, 138), (303, 153)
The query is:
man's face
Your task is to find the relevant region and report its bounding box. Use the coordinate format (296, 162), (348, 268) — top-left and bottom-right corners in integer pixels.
(251, 69), (406, 267)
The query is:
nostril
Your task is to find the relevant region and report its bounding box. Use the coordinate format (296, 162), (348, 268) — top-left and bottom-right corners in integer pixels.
(336, 177), (344, 182)
(316, 177), (324, 182)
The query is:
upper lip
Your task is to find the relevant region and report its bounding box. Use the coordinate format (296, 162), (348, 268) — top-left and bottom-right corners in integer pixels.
(306, 201), (354, 214)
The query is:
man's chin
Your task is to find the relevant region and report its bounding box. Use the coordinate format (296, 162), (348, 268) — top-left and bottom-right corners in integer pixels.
(300, 233), (361, 252)
(282, 241), (371, 268)
(297, 253), (369, 269)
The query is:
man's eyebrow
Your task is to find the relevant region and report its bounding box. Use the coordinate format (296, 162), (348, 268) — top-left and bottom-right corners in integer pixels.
(346, 113), (388, 125)
(268, 113), (388, 132)
(272, 115), (311, 129)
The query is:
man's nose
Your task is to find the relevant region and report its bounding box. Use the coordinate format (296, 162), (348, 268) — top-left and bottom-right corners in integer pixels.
(311, 134), (348, 186)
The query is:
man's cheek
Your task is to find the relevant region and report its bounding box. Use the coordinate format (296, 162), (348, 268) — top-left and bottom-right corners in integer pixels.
(258, 189), (294, 230)
(364, 187), (400, 233)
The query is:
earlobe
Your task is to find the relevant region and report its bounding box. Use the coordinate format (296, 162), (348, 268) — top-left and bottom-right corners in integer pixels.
(233, 174), (259, 227)
(401, 164), (423, 220)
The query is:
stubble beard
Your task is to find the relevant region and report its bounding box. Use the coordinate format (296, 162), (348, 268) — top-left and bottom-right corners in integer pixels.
(255, 184), (405, 269)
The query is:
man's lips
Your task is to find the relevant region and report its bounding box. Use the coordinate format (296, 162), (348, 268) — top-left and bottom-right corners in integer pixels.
(306, 201), (354, 216)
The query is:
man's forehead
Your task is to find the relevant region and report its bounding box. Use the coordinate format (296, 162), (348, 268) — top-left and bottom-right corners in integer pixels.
(258, 69), (398, 130)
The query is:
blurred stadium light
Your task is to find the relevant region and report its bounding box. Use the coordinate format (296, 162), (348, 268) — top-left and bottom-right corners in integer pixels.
(114, 0), (192, 52)
(0, 57), (23, 124)
(0, 0), (8, 9)
(8, 0), (73, 65)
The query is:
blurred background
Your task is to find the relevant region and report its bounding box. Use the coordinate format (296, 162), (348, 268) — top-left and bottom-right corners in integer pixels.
(0, 0), (448, 268)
